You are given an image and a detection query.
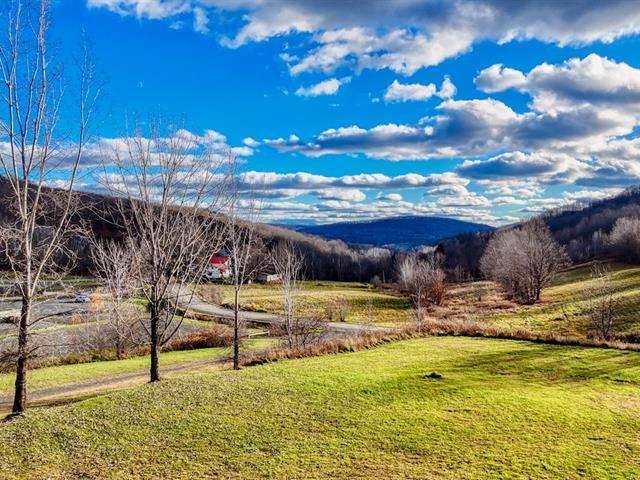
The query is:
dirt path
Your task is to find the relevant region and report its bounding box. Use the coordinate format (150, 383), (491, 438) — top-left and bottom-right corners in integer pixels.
(0, 353), (235, 413)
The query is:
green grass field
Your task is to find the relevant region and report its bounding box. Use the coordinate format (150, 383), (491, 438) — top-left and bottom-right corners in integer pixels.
(212, 281), (412, 325)
(1, 336), (639, 479)
(484, 263), (640, 338)
(0, 338), (274, 396)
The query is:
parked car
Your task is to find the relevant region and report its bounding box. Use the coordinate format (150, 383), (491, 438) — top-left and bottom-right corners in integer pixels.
(75, 294), (91, 303)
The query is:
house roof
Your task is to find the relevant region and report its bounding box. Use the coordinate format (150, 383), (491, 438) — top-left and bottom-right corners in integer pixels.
(209, 256), (229, 264)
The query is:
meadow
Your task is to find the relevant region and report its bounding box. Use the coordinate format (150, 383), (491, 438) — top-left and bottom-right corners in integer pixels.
(0, 338), (274, 403)
(0, 336), (638, 479)
(204, 263), (640, 340)
(214, 281), (412, 325)
(481, 264), (640, 338)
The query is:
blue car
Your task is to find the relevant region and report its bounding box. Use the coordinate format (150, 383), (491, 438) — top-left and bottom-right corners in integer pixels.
(75, 295), (91, 303)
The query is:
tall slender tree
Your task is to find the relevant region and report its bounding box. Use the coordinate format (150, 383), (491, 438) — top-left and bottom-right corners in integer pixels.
(270, 240), (303, 347)
(0, 0), (100, 414)
(225, 161), (263, 369)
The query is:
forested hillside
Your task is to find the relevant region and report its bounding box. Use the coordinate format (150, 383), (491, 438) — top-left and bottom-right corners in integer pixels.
(442, 186), (640, 276)
(0, 177), (395, 282)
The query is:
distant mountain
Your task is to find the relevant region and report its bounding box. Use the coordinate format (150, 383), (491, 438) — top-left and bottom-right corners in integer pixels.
(294, 216), (494, 250)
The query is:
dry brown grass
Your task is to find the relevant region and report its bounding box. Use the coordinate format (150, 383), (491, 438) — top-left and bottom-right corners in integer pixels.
(165, 325), (233, 351)
(425, 280), (519, 323)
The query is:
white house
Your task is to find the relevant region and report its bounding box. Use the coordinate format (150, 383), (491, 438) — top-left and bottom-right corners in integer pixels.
(256, 272), (281, 283)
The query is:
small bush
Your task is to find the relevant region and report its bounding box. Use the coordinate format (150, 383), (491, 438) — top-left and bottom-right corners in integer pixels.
(201, 285), (225, 305)
(166, 325), (233, 351)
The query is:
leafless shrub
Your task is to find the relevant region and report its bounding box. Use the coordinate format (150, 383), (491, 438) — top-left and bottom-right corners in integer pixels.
(91, 240), (141, 358)
(201, 285), (225, 305)
(430, 269), (447, 306)
(270, 240), (324, 347)
(398, 250), (447, 330)
(326, 297), (350, 322)
(583, 264), (619, 340)
(473, 283), (487, 302)
(452, 265), (470, 284)
(165, 325), (233, 351)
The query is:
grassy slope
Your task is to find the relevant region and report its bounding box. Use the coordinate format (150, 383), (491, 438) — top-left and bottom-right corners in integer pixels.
(0, 338), (274, 395)
(1, 336), (639, 479)
(485, 264), (640, 337)
(214, 281), (411, 325)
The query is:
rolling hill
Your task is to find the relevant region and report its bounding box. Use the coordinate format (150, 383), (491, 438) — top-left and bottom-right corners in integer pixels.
(2, 336), (639, 478)
(294, 216), (494, 250)
(441, 185), (640, 275)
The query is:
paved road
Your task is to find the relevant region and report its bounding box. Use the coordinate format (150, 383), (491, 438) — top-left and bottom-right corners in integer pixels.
(177, 287), (391, 333)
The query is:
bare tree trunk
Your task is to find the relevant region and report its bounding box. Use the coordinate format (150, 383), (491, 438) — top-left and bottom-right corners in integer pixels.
(116, 339), (125, 360)
(12, 299), (31, 414)
(150, 312), (161, 382)
(233, 288), (240, 370)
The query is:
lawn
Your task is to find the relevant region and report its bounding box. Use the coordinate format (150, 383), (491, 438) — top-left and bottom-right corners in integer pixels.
(0, 338), (274, 396)
(483, 263), (640, 338)
(208, 281), (411, 325)
(1, 336), (639, 479)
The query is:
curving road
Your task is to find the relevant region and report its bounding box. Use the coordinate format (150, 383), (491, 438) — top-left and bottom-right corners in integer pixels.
(176, 287), (392, 334)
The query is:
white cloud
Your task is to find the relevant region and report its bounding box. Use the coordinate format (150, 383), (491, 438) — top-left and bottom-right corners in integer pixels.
(475, 64), (526, 92)
(267, 94), (635, 161)
(476, 54), (640, 114)
(312, 188), (366, 202)
(192, 6), (209, 34)
(384, 80), (437, 102)
(376, 192), (403, 202)
(89, 1), (640, 77)
(383, 76), (457, 103)
(457, 151), (589, 184)
(438, 76), (457, 99)
(242, 137), (260, 147)
(295, 77), (351, 96)
(237, 170), (468, 191)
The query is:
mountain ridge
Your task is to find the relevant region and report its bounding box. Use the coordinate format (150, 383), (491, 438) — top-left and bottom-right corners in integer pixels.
(290, 215), (494, 250)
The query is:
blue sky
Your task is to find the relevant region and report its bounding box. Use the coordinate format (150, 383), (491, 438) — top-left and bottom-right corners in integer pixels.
(37, 1), (640, 224)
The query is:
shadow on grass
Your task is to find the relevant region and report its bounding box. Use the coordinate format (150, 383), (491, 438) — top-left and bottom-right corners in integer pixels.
(452, 340), (640, 385)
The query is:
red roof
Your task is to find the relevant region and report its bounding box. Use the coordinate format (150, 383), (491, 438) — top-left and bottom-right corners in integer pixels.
(209, 256), (229, 271)
(209, 256), (229, 264)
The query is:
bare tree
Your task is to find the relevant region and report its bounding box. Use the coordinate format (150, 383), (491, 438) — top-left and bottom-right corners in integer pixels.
(225, 166), (263, 370)
(609, 216), (640, 262)
(583, 264), (618, 340)
(481, 219), (569, 304)
(270, 240), (303, 347)
(90, 239), (140, 359)
(102, 123), (225, 381)
(398, 250), (446, 330)
(0, 0), (100, 414)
